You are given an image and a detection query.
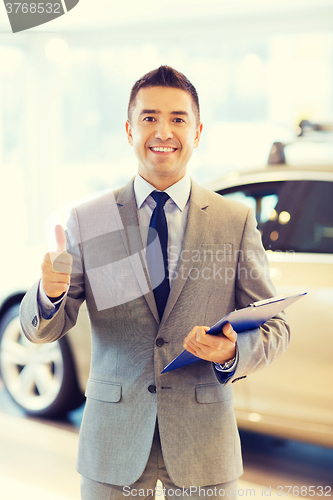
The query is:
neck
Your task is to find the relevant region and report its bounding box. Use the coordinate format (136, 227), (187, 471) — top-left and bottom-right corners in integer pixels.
(138, 172), (186, 192)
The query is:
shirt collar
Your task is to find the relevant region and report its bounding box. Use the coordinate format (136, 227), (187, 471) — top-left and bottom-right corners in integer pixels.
(134, 174), (191, 212)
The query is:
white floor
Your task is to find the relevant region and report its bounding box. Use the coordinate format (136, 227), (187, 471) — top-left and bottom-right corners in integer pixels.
(0, 412), (80, 500)
(0, 412), (311, 500)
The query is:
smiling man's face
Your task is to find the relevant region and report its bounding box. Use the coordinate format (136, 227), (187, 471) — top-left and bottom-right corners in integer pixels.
(126, 86), (203, 190)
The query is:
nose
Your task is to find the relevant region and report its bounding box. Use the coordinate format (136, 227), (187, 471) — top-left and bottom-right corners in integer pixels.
(154, 120), (173, 141)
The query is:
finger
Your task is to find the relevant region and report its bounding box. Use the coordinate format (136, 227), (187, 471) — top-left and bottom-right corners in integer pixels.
(195, 326), (210, 341)
(41, 275), (70, 297)
(52, 251), (73, 273)
(183, 326), (209, 349)
(52, 259), (72, 274)
(41, 260), (71, 281)
(183, 343), (200, 357)
(185, 338), (211, 356)
(42, 251), (72, 278)
(183, 326), (209, 353)
(183, 334), (203, 355)
(43, 283), (69, 298)
(193, 326), (228, 350)
(45, 274), (71, 286)
(45, 250), (72, 272)
(55, 224), (67, 253)
(222, 323), (237, 343)
(184, 336), (228, 362)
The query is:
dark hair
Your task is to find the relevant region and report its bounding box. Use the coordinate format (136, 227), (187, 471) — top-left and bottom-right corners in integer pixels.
(128, 65), (200, 124)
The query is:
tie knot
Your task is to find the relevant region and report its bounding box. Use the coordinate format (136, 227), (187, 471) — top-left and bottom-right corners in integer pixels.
(151, 191), (170, 208)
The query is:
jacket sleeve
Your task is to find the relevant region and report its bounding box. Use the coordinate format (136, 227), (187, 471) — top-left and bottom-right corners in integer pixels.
(215, 207), (291, 385)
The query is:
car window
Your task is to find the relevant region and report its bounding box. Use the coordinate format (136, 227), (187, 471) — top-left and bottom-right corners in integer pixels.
(219, 180), (333, 254)
(287, 181), (333, 253)
(220, 191), (257, 214)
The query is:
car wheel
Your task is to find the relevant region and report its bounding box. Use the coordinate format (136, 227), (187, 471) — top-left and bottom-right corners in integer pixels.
(0, 304), (84, 418)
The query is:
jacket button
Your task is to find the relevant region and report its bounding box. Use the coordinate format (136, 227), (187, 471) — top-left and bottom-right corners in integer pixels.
(156, 338), (164, 347)
(148, 385), (156, 393)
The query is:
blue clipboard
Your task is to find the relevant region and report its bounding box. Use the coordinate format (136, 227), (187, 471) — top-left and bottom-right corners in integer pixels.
(161, 292), (307, 374)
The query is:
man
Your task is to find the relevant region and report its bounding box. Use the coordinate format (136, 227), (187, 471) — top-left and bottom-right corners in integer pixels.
(20, 66), (290, 500)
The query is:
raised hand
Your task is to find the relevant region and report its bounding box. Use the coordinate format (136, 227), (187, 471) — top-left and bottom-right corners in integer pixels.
(41, 225), (73, 298)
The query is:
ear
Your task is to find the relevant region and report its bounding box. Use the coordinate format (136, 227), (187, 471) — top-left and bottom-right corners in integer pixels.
(125, 120), (133, 146)
(194, 122), (203, 148)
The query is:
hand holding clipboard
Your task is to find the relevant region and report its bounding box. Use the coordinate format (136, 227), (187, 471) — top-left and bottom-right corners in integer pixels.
(161, 292), (306, 373)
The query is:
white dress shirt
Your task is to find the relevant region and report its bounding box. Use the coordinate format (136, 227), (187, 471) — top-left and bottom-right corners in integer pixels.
(134, 173), (191, 287)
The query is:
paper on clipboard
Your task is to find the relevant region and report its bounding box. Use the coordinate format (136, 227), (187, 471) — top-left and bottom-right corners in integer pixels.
(161, 292), (306, 374)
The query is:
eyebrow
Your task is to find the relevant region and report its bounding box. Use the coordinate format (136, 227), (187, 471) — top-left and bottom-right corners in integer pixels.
(139, 109), (189, 117)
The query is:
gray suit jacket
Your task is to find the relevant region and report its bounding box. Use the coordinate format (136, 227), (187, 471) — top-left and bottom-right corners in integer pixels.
(20, 178), (290, 487)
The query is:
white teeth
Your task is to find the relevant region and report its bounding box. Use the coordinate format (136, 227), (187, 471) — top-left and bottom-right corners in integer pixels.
(151, 147), (176, 152)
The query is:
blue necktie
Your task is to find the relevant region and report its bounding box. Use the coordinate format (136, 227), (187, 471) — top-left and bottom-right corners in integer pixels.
(147, 191), (170, 320)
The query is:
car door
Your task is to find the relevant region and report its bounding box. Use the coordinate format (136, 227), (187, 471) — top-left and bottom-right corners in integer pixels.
(220, 179), (333, 444)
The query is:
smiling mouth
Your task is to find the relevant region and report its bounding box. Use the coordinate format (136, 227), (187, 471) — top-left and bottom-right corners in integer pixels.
(149, 147), (177, 153)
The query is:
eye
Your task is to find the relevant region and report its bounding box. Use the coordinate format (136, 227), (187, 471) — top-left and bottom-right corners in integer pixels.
(143, 116), (155, 122)
(174, 117), (185, 123)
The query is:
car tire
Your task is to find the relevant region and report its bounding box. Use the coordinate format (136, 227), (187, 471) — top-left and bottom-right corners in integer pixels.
(0, 304), (84, 418)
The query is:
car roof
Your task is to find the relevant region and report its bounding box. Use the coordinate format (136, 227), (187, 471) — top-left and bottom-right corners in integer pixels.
(207, 163), (333, 192)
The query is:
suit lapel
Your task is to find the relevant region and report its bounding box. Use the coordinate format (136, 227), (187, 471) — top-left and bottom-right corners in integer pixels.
(116, 179), (159, 323)
(159, 180), (210, 329)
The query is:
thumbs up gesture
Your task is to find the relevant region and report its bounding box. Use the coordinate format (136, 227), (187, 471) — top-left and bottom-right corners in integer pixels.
(41, 225), (73, 298)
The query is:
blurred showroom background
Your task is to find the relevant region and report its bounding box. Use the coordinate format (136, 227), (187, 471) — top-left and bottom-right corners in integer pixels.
(1, 0), (333, 266)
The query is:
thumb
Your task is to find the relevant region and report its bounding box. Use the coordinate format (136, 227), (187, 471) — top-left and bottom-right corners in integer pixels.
(222, 322), (237, 343)
(55, 224), (67, 253)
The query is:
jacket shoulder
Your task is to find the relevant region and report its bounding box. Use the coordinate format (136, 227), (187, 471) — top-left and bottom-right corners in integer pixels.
(65, 185), (129, 248)
(73, 178), (134, 218)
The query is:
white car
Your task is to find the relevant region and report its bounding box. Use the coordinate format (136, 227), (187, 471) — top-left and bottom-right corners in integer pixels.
(207, 153), (333, 448)
(1, 123), (332, 447)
